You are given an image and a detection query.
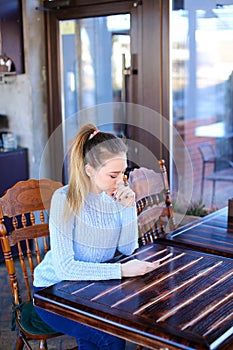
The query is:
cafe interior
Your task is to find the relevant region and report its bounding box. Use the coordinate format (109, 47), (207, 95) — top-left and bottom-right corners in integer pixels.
(0, 0), (233, 349)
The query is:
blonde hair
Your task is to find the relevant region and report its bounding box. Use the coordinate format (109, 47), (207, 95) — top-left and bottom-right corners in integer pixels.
(66, 123), (127, 215)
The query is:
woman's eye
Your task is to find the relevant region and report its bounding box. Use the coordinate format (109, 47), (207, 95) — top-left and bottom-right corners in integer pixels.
(110, 175), (117, 179)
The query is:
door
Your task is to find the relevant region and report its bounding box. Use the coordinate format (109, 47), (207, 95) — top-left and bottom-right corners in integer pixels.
(41, 0), (170, 182)
(60, 15), (132, 181)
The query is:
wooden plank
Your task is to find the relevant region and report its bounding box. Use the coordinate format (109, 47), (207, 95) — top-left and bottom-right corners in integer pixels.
(160, 207), (233, 258)
(34, 243), (233, 349)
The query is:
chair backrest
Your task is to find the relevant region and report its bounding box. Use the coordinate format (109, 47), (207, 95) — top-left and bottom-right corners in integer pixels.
(198, 142), (217, 163)
(128, 159), (176, 246)
(0, 179), (63, 306)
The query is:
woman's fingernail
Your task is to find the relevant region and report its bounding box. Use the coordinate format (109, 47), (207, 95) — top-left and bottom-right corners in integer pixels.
(113, 197), (116, 201)
(111, 193), (115, 196)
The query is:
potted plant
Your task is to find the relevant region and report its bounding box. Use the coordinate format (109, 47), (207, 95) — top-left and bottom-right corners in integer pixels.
(174, 200), (217, 227)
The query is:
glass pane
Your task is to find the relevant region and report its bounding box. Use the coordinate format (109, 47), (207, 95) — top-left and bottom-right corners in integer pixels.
(171, 2), (233, 211)
(60, 15), (130, 114)
(59, 14), (130, 181)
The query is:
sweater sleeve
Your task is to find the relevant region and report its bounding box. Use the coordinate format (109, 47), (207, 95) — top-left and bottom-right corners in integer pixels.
(117, 203), (139, 255)
(49, 189), (122, 281)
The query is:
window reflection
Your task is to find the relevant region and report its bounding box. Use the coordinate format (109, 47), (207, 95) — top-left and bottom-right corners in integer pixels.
(172, 2), (233, 209)
(60, 14), (130, 123)
(59, 14), (130, 182)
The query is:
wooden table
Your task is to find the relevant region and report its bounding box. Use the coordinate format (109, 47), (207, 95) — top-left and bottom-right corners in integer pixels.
(159, 207), (233, 259)
(34, 242), (233, 349)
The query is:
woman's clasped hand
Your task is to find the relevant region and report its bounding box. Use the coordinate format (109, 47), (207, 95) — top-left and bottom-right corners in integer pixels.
(107, 183), (135, 207)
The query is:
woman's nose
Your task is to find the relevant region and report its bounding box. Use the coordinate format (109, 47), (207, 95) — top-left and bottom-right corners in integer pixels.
(116, 175), (124, 186)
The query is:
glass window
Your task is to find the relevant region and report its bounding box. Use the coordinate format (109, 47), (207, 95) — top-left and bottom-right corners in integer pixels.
(171, 1), (233, 210)
(59, 14), (130, 127)
(59, 14), (130, 182)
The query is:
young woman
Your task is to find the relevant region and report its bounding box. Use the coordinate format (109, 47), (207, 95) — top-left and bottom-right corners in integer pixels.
(34, 123), (158, 350)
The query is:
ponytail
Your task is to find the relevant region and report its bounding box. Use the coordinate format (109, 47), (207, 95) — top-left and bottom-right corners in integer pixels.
(65, 123), (127, 216)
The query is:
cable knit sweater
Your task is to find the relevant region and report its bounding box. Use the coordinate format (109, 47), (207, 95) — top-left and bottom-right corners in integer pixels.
(34, 185), (138, 287)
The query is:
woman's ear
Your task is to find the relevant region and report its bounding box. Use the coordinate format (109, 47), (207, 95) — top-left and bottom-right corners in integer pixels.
(85, 164), (93, 177)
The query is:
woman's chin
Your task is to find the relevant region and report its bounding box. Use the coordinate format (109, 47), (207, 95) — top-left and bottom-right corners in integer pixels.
(106, 189), (115, 196)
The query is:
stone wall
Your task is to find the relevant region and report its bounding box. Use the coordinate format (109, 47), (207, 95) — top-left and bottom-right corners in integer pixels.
(0, 0), (48, 178)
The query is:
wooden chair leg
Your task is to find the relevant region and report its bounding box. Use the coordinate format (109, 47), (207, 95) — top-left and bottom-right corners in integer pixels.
(15, 333), (25, 350)
(38, 339), (48, 350)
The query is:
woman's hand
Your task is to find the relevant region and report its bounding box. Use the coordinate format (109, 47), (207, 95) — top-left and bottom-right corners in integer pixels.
(121, 259), (160, 277)
(112, 184), (135, 207)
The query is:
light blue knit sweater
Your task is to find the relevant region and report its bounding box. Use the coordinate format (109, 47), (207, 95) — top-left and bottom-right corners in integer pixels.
(34, 185), (138, 287)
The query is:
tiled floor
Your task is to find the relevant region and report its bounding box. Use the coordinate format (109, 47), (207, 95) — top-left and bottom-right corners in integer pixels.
(0, 259), (78, 350)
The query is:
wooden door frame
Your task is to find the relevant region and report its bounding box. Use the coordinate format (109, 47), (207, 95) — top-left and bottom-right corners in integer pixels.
(43, 0), (139, 135)
(128, 0), (170, 169)
(42, 0), (170, 176)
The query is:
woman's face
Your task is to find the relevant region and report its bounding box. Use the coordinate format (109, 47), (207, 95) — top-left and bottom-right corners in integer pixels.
(86, 153), (127, 195)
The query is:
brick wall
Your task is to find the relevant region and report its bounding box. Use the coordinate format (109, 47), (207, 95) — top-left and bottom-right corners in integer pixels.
(174, 117), (216, 202)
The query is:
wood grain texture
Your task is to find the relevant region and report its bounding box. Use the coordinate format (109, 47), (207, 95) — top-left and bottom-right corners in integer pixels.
(159, 207), (233, 258)
(34, 243), (233, 349)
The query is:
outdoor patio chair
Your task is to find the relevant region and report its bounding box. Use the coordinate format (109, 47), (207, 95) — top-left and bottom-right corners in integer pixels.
(198, 142), (233, 205)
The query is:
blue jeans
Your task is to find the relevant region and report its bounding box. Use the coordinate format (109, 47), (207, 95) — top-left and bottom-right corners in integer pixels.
(34, 287), (126, 350)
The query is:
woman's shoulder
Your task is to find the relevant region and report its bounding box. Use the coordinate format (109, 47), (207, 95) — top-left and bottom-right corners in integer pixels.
(50, 185), (69, 212)
(53, 184), (69, 198)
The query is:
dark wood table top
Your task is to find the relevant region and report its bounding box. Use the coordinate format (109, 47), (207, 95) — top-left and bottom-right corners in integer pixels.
(34, 242), (233, 350)
(159, 207), (233, 259)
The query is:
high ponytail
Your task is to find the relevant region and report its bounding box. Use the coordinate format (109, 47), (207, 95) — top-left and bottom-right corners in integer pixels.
(66, 123), (96, 215)
(65, 123), (127, 215)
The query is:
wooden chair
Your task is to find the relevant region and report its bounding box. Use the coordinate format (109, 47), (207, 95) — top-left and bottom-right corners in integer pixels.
(0, 178), (63, 350)
(128, 159), (176, 246)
